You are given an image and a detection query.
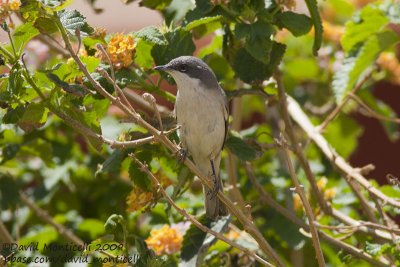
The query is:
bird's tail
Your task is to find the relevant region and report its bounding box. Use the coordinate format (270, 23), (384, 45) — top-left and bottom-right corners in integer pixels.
(196, 155), (228, 219)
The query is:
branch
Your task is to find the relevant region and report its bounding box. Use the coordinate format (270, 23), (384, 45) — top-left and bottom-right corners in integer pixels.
(131, 155), (275, 267)
(56, 19), (285, 266)
(278, 137), (325, 267)
(285, 95), (400, 209)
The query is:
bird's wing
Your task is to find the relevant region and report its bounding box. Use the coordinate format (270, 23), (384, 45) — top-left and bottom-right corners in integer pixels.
(221, 87), (229, 151)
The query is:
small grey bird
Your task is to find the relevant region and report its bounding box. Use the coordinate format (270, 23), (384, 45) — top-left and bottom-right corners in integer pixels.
(155, 56), (228, 219)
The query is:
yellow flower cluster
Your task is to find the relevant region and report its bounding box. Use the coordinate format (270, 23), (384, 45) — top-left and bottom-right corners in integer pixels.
(126, 187), (153, 212)
(145, 225), (183, 256)
(0, 0), (21, 28)
(105, 33), (135, 69)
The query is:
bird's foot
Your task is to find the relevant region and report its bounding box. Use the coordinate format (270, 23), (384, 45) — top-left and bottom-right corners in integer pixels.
(176, 148), (188, 164)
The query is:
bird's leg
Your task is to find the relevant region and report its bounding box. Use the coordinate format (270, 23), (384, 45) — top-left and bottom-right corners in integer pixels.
(177, 147), (188, 163)
(208, 159), (220, 199)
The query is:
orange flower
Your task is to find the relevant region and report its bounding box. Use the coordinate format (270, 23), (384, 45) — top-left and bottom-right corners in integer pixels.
(145, 225), (183, 256)
(225, 229), (240, 240)
(324, 188), (337, 201)
(322, 21), (345, 43)
(102, 33), (136, 69)
(9, 0), (21, 11)
(317, 177), (328, 191)
(377, 52), (400, 85)
(126, 187), (153, 212)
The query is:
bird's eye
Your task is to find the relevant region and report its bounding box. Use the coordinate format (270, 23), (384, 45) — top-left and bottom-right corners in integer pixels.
(179, 64), (187, 72)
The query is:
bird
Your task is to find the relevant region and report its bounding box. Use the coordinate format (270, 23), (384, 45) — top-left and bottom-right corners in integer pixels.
(154, 56), (228, 219)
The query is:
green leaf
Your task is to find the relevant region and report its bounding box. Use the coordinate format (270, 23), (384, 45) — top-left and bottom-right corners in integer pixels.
(77, 219), (105, 239)
(134, 26), (167, 45)
(225, 134), (258, 161)
(304, 0), (323, 55)
(129, 157), (152, 191)
(341, 5), (389, 52)
(11, 22), (40, 56)
(18, 102), (49, 132)
(276, 11), (312, 37)
(184, 16), (221, 31)
(104, 214), (125, 233)
(233, 41), (285, 83)
(134, 39), (154, 69)
(324, 116), (362, 158)
(184, 16), (222, 39)
(333, 30), (399, 103)
(139, 0), (172, 10)
(180, 215), (230, 266)
(2, 105), (25, 124)
(34, 17), (59, 34)
(152, 28), (196, 66)
(365, 241), (391, 257)
(59, 9), (94, 37)
(96, 150), (125, 176)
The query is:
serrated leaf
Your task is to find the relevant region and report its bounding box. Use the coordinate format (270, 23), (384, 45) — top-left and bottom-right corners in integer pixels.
(134, 39), (154, 69)
(333, 30), (399, 103)
(276, 11), (312, 37)
(11, 22), (40, 56)
(365, 241), (390, 257)
(225, 135), (257, 161)
(59, 9), (94, 37)
(152, 28), (195, 66)
(304, 0), (323, 55)
(341, 5), (389, 52)
(180, 215), (230, 266)
(134, 26), (167, 45)
(184, 16), (222, 38)
(2, 105), (25, 124)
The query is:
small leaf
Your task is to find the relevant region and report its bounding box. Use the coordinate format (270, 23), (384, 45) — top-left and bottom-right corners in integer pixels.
(18, 102), (49, 132)
(34, 17), (59, 34)
(59, 9), (94, 37)
(225, 134), (257, 161)
(276, 11), (312, 37)
(104, 214), (125, 233)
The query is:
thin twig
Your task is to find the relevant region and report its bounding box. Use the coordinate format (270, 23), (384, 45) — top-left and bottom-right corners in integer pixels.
(278, 136), (326, 267)
(130, 155), (275, 267)
(318, 71), (373, 132)
(349, 93), (400, 124)
(142, 93), (164, 132)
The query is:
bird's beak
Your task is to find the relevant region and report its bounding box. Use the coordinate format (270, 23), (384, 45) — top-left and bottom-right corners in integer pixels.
(154, 65), (169, 71)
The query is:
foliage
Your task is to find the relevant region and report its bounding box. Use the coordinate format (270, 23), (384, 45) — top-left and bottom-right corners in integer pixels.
(0, 0), (400, 267)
